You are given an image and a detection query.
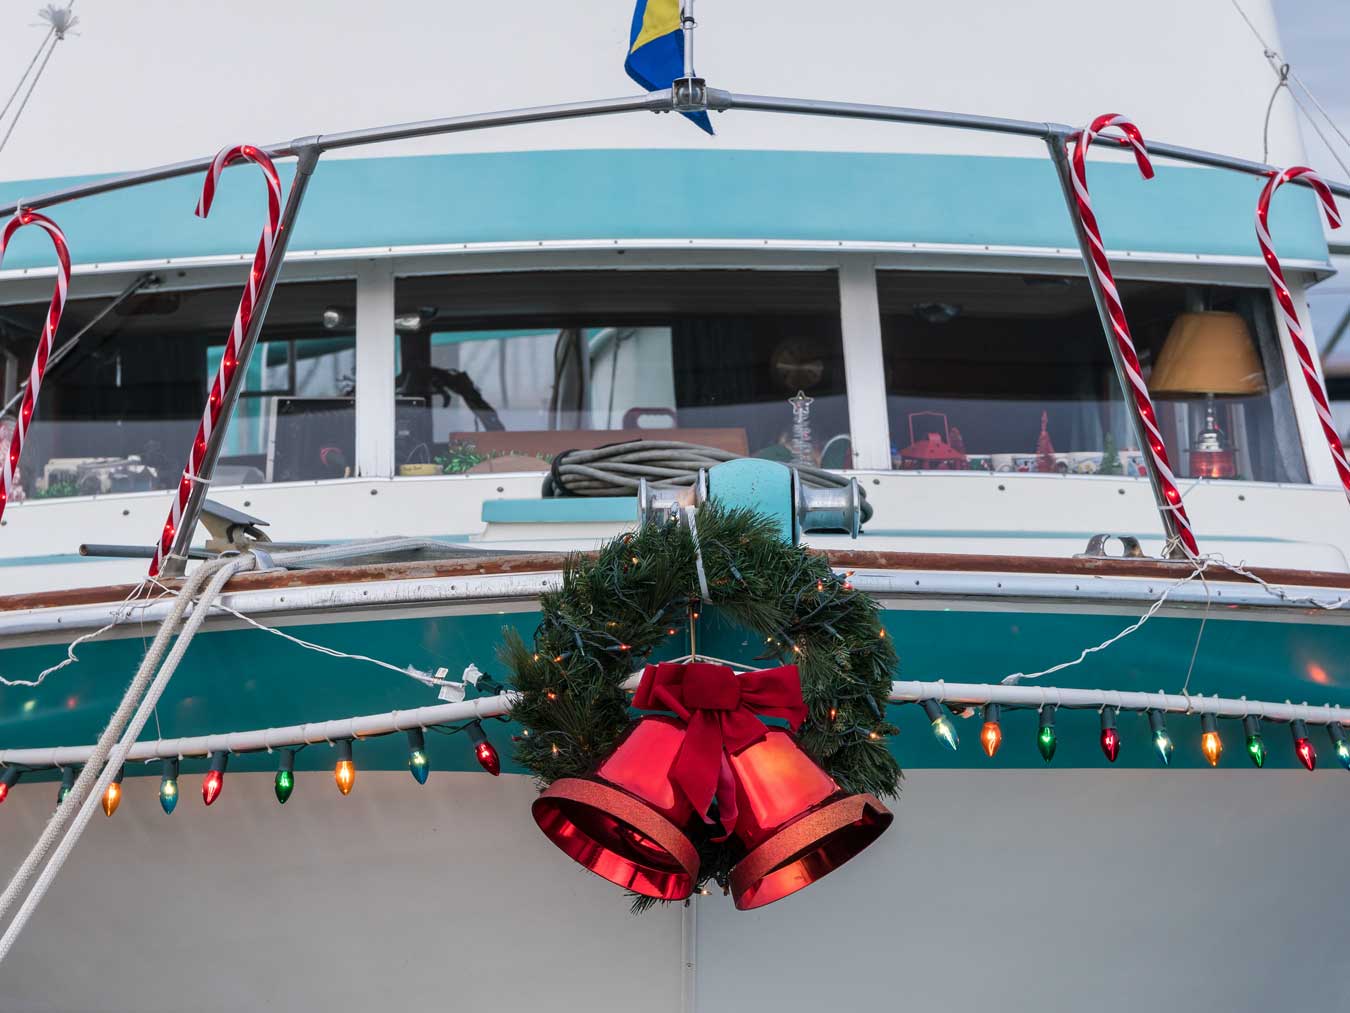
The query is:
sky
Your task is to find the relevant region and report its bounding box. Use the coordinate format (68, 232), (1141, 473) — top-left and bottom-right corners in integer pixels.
(1270, 0), (1350, 358)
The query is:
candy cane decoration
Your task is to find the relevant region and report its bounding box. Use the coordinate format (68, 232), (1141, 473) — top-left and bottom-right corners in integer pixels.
(149, 145), (282, 577)
(1255, 167), (1347, 502)
(0, 210), (71, 525)
(1070, 114), (1199, 557)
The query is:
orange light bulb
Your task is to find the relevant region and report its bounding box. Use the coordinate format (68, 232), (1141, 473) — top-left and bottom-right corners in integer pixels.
(1201, 731), (1223, 767)
(101, 781), (122, 817)
(980, 721), (1003, 758)
(335, 760), (355, 795)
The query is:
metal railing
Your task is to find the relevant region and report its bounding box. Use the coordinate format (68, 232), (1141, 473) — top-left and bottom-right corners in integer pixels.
(2, 85), (1343, 572)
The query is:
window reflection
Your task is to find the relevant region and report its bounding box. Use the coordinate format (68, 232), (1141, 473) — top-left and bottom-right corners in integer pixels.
(391, 271), (851, 475)
(880, 272), (1306, 483)
(0, 278), (355, 500)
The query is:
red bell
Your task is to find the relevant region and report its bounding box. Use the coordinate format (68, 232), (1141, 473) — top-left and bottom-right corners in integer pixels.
(727, 729), (892, 910)
(532, 716), (700, 901)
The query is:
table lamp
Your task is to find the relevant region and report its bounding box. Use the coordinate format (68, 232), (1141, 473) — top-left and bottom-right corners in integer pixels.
(1149, 311), (1266, 479)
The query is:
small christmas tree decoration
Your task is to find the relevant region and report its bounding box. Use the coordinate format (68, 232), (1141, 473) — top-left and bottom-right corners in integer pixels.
(202, 751), (228, 806)
(788, 390), (815, 466)
(274, 749), (296, 805)
(1099, 429), (1123, 475)
(102, 767), (125, 818)
(467, 721), (500, 776)
(1329, 723), (1350, 771)
(1200, 713), (1223, 767)
(1291, 720), (1317, 772)
(0, 766), (21, 804)
(1244, 715), (1266, 768)
(334, 740), (356, 796)
(1037, 704), (1057, 762)
(57, 766), (75, 805)
(1035, 411), (1057, 473)
(159, 759), (180, 815)
(980, 703), (1003, 758)
(406, 728), (430, 784)
(921, 699), (959, 751)
(1148, 709), (1175, 766)
(1099, 707), (1120, 763)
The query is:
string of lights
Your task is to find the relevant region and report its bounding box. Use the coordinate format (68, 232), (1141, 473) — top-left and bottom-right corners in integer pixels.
(3, 673), (1347, 820)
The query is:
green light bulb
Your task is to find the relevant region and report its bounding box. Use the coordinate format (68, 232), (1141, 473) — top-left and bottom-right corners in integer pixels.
(409, 749), (430, 784)
(274, 769), (295, 805)
(931, 716), (959, 752)
(1246, 735), (1266, 768)
(1036, 705), (1057, 763)
(159, 778), (178, 814)
(1037, 724), (1057, 762)
(1153, 730), (1174, 766)
(1336, 740), (1350, 772)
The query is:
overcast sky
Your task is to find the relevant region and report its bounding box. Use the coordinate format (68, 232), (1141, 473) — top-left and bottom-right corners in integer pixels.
(1272, 0), (1350, 186)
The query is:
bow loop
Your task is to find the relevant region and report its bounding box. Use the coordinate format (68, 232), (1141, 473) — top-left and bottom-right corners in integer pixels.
(634, 661), (806, 839)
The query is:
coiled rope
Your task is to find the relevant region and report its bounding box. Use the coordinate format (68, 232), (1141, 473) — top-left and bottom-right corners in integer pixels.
(542, 440), (873, 523)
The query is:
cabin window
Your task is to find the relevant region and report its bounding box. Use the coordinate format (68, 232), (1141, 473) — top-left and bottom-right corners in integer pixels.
(0, 278), (355, 500)
(878, 271), (1307, 484)
(389, 270), (850, 477)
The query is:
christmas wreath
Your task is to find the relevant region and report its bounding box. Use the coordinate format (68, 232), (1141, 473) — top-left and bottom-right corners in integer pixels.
(503, 505), (901, 908)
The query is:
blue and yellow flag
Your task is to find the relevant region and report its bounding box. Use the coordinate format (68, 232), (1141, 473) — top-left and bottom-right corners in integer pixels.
(624, 0), (714, 135)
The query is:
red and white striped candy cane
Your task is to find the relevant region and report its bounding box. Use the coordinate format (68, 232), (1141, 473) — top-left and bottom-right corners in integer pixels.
(149, 144), (281, 577)
(1070, 113), (1199, 557)
(0, 210), (71, 525)
(1255, 167), (1346, 501)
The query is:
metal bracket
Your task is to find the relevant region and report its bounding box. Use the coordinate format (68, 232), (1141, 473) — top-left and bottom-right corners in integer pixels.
(1076, 534), (1146, 559)
(671, 77), (708, 112)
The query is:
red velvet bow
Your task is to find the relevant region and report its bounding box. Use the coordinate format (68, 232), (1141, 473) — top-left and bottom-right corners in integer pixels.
(633, 661), (808, 839)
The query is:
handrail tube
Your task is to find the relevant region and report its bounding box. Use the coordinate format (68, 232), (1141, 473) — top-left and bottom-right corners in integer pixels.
(0, 87), (1345, 221)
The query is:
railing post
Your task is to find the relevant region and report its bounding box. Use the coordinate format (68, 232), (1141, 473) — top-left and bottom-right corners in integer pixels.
(158, 141), (321, 577)
(1043, 129), (1189, 559)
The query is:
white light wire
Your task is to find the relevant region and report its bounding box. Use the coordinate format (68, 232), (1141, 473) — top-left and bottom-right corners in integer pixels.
(146, 574), (464, 692)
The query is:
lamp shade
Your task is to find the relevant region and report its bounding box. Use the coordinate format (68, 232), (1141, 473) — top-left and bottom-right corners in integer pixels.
(1149, 311), (1266, 397)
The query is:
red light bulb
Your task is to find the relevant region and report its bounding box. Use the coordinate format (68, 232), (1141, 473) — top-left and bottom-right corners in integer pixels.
(980, 704), (1002, 758)
(1099, 707), (1120, 763)
(1100, 727), (1121, 763)
(1292, 720), (1317, 772)
(468, 721), (500, 776)
(0, 784), (8, 806)
(202, 751), (228, 806)
(0, 767), (22, 803)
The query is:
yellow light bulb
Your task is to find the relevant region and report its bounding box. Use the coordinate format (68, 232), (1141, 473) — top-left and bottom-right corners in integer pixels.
(101, 781), (122, 818)
(1201, 730), (1223, 767)
(335, 759), (356, 795)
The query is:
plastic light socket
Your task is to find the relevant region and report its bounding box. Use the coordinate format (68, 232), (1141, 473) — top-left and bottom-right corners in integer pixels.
(980, 703), (1002, 758)
(920, 699), (959, 752)
(1099, 707), (1120, 763)
(159, 758), (180, 815)
(1037, 705), (1057, 763)
(407, 728), (430, 785)
(1148, 709), (1174, 766)
(1291, 720), (1317, 772)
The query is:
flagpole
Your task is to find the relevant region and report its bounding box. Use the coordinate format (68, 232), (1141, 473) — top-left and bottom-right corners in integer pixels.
(682, 0), (696, 78)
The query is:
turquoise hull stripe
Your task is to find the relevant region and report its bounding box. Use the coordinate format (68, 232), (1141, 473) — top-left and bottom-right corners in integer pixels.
(0, 150), (1328, 270)
(3, 603), (1347, 774)
(482, 497), (637, 523)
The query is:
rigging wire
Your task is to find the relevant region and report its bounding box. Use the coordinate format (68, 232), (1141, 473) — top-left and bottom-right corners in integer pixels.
(0, 4), (78, 161)
(1230, 0), (1350, 176)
